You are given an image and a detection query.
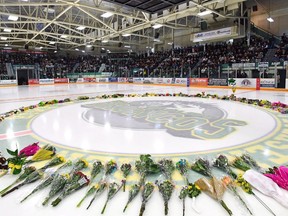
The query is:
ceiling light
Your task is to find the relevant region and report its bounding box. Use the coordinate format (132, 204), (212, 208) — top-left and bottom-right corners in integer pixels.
(167, 42), (173, 45)
(267, 17), (274, 22)
(60, 35), (68, 38)
(3, 28), (11, 32)
(123, 33), (131, 37)
(49, 41), (56, 44)
(8, 15), (18, 21)
(101, 48), (105, 50)
(124, 45), (130, 48)
(76, 26), (86, 30)
(43, 7), (55, 14)
(152, 24), (163, 29)
(102, 40), (108, 43)
(197, 10), (212, 16)
(75, 48), (79, 51)
(40, 46), (43, 49)
(86, 44), (92, 48)
(101, 12), (113, 18)
(1, 37), (8, 40)
(5, 44), (8, 46)
(54, 50), (57, 53)
(82, 50), (85, 53)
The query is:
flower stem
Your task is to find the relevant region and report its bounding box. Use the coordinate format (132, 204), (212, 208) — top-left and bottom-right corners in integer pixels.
(220, 200), (233, 216)
(1, 182), (24, 197)
(164, 201), (168, 215)
(182, 198), (185, 216)
(253, 193), (276, 216)
(139, 203), (146, 216)
(51, 197), (62, 207)
(101, 200), (108, 214)
(123, 202), (129, 212)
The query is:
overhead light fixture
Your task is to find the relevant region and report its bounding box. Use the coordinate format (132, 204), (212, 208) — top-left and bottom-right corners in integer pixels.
(197, 10), (212, 16)
(267, 17), (274, 22)
(1, 37), (8, 40)
(8, 15), (18, 21)
(101, 48), (105, 50)
(123, 33), (131, 37)
(75, 48), (79, 51)
(124, 45), (130, 48)
(5, 44), (8, 46)
(60, 35), (68, 38)
(153, 38), (160, 42)
(101, 12), (113, 18)
(40, 46), (43, 49)
(43, 7), (55, 14)
(152, 24), (163, 29)
(54, 50), (57, 53)
(76, 26), (86, 30)
(102, 40), (108, 43)
(86, 44), (92, 48)
(167, 42), (173, 45)
(49, 41), (56, 45)
(82, 50), (85, 53)
(3, 28), (11, 32)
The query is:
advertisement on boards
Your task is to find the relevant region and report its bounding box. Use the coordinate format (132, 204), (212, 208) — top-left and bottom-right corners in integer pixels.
(190, 78), (208, 86)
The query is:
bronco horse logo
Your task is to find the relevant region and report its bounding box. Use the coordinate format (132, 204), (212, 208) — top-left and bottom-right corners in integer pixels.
(82, 100), (247, 140)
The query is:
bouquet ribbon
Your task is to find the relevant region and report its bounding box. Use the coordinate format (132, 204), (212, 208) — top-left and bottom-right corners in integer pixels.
(8, 163), (22, 174)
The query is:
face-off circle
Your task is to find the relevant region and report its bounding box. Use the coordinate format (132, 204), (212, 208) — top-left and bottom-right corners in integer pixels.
(31, 97), (277, 154)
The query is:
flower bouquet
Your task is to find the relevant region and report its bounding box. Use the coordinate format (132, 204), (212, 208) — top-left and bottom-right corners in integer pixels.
(156, 180), (174, 215)
(236, 174), (276, 215)
(102, 159), (117, 180)
(0, 166), (36, 195)
(213, 155), (237, 179)
(179, 183), (202, 216)
(51, 171), (90, 207)
(121, 163), (132, 192)
(86, 181), (107, 209)
(135, 154), (160, 186)
(191, 158), (212, 177)
(1, 169), (44, 197)
(139, 182), (155, 216)
(76, 161), (104, 207)
(195, 177), (233, 216)
(21, 160), (72, 203)
(176, 159), (190, 184)
(232, 157), (251, 172)
(39, 156), (66, 171)
(101, 181), (124, 214)
(265, 165), (288, 190)
(158, 159), (175, 181)
(240, 153), (263, 172)
(0, 152), (8, 176)
(222, 176), (252, 215)
(123, 183), (141, 212)
(25, 144), (56, 164)
(69, 159), (89, 174)
(6, 148), (26, 175)
(18, 142), (40, 157)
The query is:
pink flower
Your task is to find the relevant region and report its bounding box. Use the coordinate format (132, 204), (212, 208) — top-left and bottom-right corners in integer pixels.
(19, 142), (40, 157)
(265, 166), (288, 190)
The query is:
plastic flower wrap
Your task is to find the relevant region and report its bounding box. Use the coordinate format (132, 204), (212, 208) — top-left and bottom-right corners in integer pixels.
(70, 158), (89, 174)
(265, 166), (288, 190)
(19, 142), (40, 157)
(222, 176), (252, 215)
(51, 171), (90, 207)
(1, 169), (44, 197)
(121, 163), (132, 192)
(86, 182), (107, 209)
(156, 180), (174, 215)
(25, 144), (56, 164)
(244, 169), (288, 208)
(158, 159), (175, 181)
(101, 181), (124, 214)
(90, 160), (104, 182)
(0, 166), (36, 195)
(240, 153), (263, 172)
(176, 159), (190, 184)
(103, 159), (117, 179)
(236, 174), (276, 216)
(213, 155), (237, 179)
(191, 158), (212, 177)
(21, 160), (72, 203)
(123, 183), (141, 212)
(135, 154), (160, 186)
(187, 183), (201, 213)
(139, 182), (155, 216)
(232, 157), (251, 172)
(195, 177), (233, 216)
(39, 156), (66, 171)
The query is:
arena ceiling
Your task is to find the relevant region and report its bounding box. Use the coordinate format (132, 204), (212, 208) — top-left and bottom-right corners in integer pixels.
(0, 0), (246, 52)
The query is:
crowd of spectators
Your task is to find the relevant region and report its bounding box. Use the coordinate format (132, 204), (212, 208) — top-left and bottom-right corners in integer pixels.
(0, 35), (273, 79)
(274, 33), (288, 61)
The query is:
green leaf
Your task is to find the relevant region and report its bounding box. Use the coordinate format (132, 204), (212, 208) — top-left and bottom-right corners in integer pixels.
(6, 149), (17, 156)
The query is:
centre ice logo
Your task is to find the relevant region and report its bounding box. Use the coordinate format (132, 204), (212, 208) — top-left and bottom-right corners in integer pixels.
(82, 100), (247, 140)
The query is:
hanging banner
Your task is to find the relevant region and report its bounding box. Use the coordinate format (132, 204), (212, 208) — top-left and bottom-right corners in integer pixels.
(192, 27), (232, 42)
